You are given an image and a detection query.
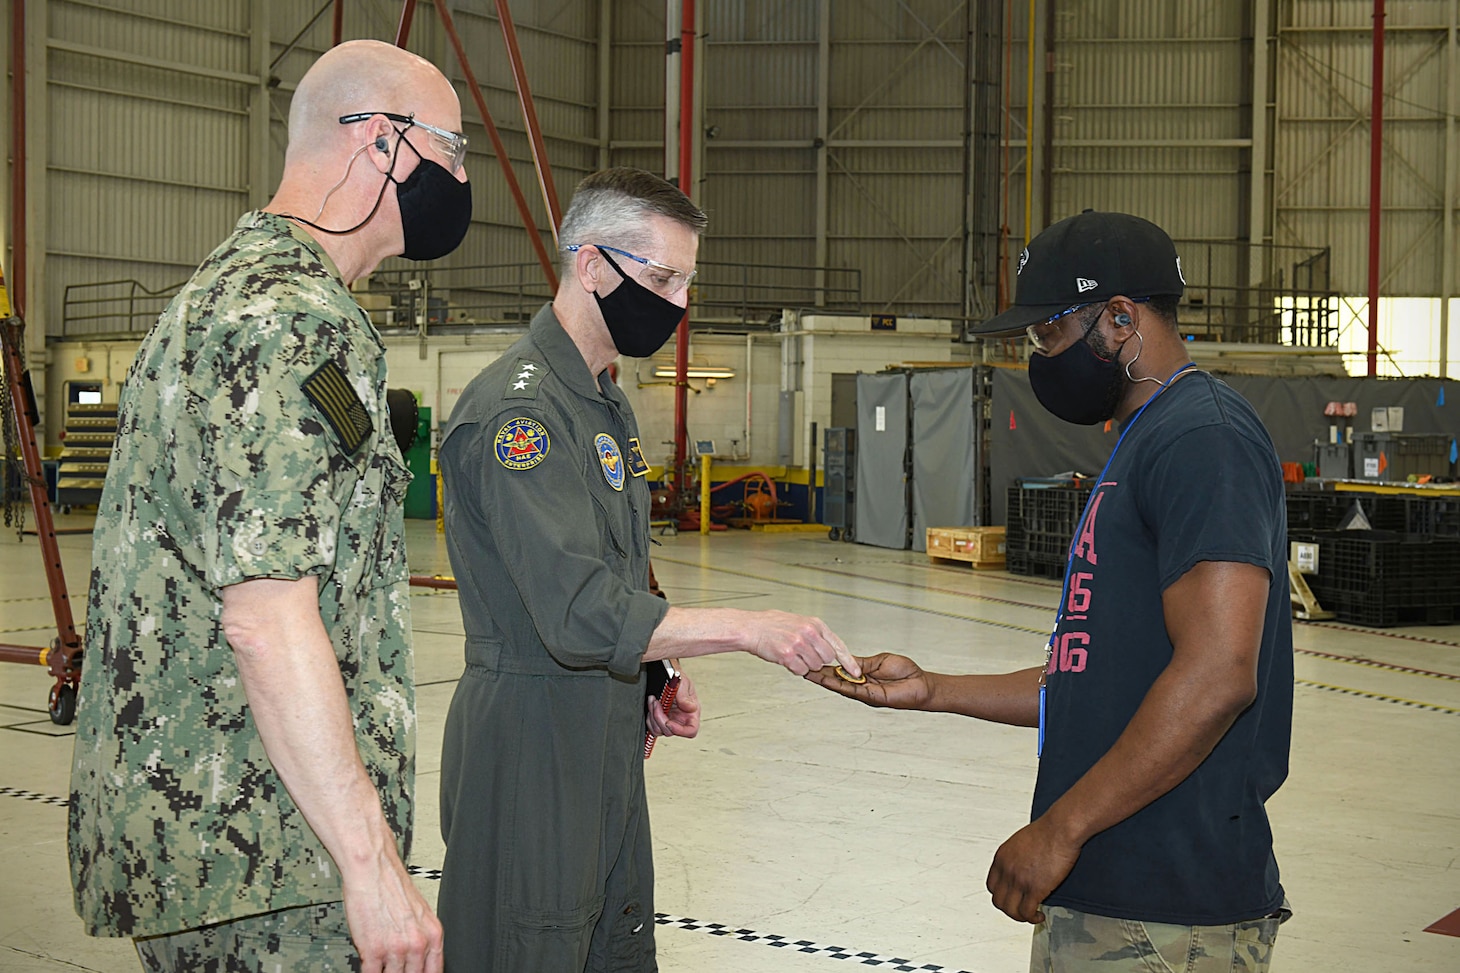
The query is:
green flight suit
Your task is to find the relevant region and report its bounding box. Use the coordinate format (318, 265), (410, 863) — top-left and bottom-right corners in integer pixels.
(438, 304), (669, 972)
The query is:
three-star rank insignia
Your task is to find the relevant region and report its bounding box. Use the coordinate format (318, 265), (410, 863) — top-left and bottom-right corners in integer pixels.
(626, 437), (650, 477)
(495, 417), (551, 470)
(504, 359), (546, 399)
(595, 433), (625, 491)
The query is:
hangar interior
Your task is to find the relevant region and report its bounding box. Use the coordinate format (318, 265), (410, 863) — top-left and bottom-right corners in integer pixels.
(1, 1), (1459, 972)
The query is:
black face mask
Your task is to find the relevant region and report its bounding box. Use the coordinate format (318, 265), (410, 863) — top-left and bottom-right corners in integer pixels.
(392, 134), (472, 261)
(1027, 331), (1126, 425)
(280, 130), (471, 261)
(593, 249), (686, 358)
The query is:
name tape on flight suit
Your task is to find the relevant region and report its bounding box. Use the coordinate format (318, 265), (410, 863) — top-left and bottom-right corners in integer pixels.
(626, 438), (650, 477)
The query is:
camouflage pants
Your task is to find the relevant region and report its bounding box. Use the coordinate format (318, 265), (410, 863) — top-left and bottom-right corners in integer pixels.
(134, 900), (360, 973)
(1030, 902), (1290, 973)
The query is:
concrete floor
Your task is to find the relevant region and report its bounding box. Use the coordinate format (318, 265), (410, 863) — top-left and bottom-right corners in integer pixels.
(2, 515), (1458, 972)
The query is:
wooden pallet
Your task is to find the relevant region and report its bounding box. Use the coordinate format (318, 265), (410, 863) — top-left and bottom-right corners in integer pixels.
(926, 526), (1007, 569)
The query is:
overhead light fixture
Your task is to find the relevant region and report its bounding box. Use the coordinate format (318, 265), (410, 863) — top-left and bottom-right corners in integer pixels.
(653, 365), (735, 379)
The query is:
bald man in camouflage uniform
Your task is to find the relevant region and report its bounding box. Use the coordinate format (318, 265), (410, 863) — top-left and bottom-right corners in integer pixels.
(68, 39), (470, 973)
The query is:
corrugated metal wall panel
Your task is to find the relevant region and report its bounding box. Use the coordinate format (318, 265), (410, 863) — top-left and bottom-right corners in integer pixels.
(50, 1), (251, 72)
(704, 0), (820, 42)
(21, 1), (1457, 340)
(1046, 0), (1250, 249)
(696, 0), (969, 317)
(43, 0), (255, 336)
(708, 47), (818, 111)
(1274, 2), (1453, 295)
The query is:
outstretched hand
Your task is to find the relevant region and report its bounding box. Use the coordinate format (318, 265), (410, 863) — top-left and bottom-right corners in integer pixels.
(745, 610), (860, 678)
(803, 652), (937, 711)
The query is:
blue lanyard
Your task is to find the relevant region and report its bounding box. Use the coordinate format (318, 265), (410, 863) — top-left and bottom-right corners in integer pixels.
(1037, 362), (1197, 757)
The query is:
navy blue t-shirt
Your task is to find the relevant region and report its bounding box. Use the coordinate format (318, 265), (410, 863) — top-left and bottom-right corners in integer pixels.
(1031, 371), (1293, 925)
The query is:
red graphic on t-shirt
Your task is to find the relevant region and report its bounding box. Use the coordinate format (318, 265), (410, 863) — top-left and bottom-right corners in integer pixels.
(1071, 489), (1105, 564)
(1055, 485), (1110, 675)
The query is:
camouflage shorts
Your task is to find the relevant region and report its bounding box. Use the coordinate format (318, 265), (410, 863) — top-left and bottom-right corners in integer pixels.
(1030, 901), (1291, 973)
(134, 900), (360, 973)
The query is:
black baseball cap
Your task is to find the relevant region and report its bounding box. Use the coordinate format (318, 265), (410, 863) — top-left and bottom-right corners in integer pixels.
(969, 210), (1185, 336)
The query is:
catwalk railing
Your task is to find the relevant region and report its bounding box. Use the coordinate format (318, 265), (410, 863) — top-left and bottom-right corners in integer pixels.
(60, 260), (865, 337)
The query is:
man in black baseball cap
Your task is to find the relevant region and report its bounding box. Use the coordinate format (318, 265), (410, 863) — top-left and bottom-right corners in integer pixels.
(811, 212), (1295, 970)
(971, 210), (1191, 426)
(971, 210), (1186, 338)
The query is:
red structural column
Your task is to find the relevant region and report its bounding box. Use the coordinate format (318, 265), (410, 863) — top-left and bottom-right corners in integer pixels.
(401, 1), (560, 290)
(394, 0), (417, 47)
(10, 0), (27, 318)
(672, 0), (696, 499)
(494, 0), (563, 237)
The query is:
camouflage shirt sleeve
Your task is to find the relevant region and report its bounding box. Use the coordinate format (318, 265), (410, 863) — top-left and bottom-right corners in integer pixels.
(190, 313), (372, 590)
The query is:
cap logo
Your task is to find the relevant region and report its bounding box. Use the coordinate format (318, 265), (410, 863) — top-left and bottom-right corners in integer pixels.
(1016, 248), (1030, 275)
(1076, 277), (1098, 293)
(1176, 255), (1186, 285)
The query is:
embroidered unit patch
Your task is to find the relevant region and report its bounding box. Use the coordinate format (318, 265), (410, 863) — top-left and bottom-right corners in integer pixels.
(596, 433), (625, 491)
(495, 417), (551, 470)
(300, 360), (372, 455)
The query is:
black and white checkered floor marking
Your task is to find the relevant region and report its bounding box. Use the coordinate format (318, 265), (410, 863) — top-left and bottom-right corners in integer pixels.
(653, 914), (972, 971)
(406, 868), (971, 970)
(1295, 678), (1460, 716)
(0, 785), (70, 807)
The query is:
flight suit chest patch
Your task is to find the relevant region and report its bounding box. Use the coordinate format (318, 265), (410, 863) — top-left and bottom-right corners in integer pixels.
(596, 433), (625, 491)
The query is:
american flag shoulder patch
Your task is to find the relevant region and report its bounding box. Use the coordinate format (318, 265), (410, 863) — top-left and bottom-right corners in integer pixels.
(301, 360), (373, 455)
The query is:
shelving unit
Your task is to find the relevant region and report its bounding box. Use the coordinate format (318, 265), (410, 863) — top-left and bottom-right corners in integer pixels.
(56, 399), (117, 510)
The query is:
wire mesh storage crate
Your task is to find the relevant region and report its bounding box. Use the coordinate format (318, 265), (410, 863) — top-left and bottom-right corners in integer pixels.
(1005, 480), (1094, 580)
(1302, 529), (1460, 627)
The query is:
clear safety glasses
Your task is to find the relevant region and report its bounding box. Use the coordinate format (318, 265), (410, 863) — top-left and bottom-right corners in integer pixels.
(338, 111), (468, 174)
(563, 244), (698, 297)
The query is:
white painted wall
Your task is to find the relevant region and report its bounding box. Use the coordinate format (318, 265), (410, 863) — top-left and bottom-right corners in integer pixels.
(43, 315), (969, 470)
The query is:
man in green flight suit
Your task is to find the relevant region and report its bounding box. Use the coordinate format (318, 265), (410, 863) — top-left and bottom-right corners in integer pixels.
(69, 39), (470, 973)
(437, 167), (861, 972)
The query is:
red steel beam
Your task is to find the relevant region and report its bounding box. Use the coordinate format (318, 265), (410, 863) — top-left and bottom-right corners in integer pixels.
(408, 574), (459, 590)
(1366, 0), (1386, 377)
(0, 644), (48, 666)
(332, 0), (344, 46)
(434, 2), (559, 290)
(494, 0), (563, 238)
(394, 0), (417, 47)
(10, 0), (27, 317)
(1, 316), (82, 684)
(672, 0), (696, 499)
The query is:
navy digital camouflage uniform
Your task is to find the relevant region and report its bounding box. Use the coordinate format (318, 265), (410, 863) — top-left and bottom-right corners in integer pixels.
(437, 303), (668, 972)
(68, 211), (416, 942)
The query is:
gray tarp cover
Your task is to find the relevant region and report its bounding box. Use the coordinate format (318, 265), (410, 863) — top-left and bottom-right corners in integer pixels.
(989, 368), (1456, 525)
(910, 368), (977, 551)
(854, 372), (909, 549)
